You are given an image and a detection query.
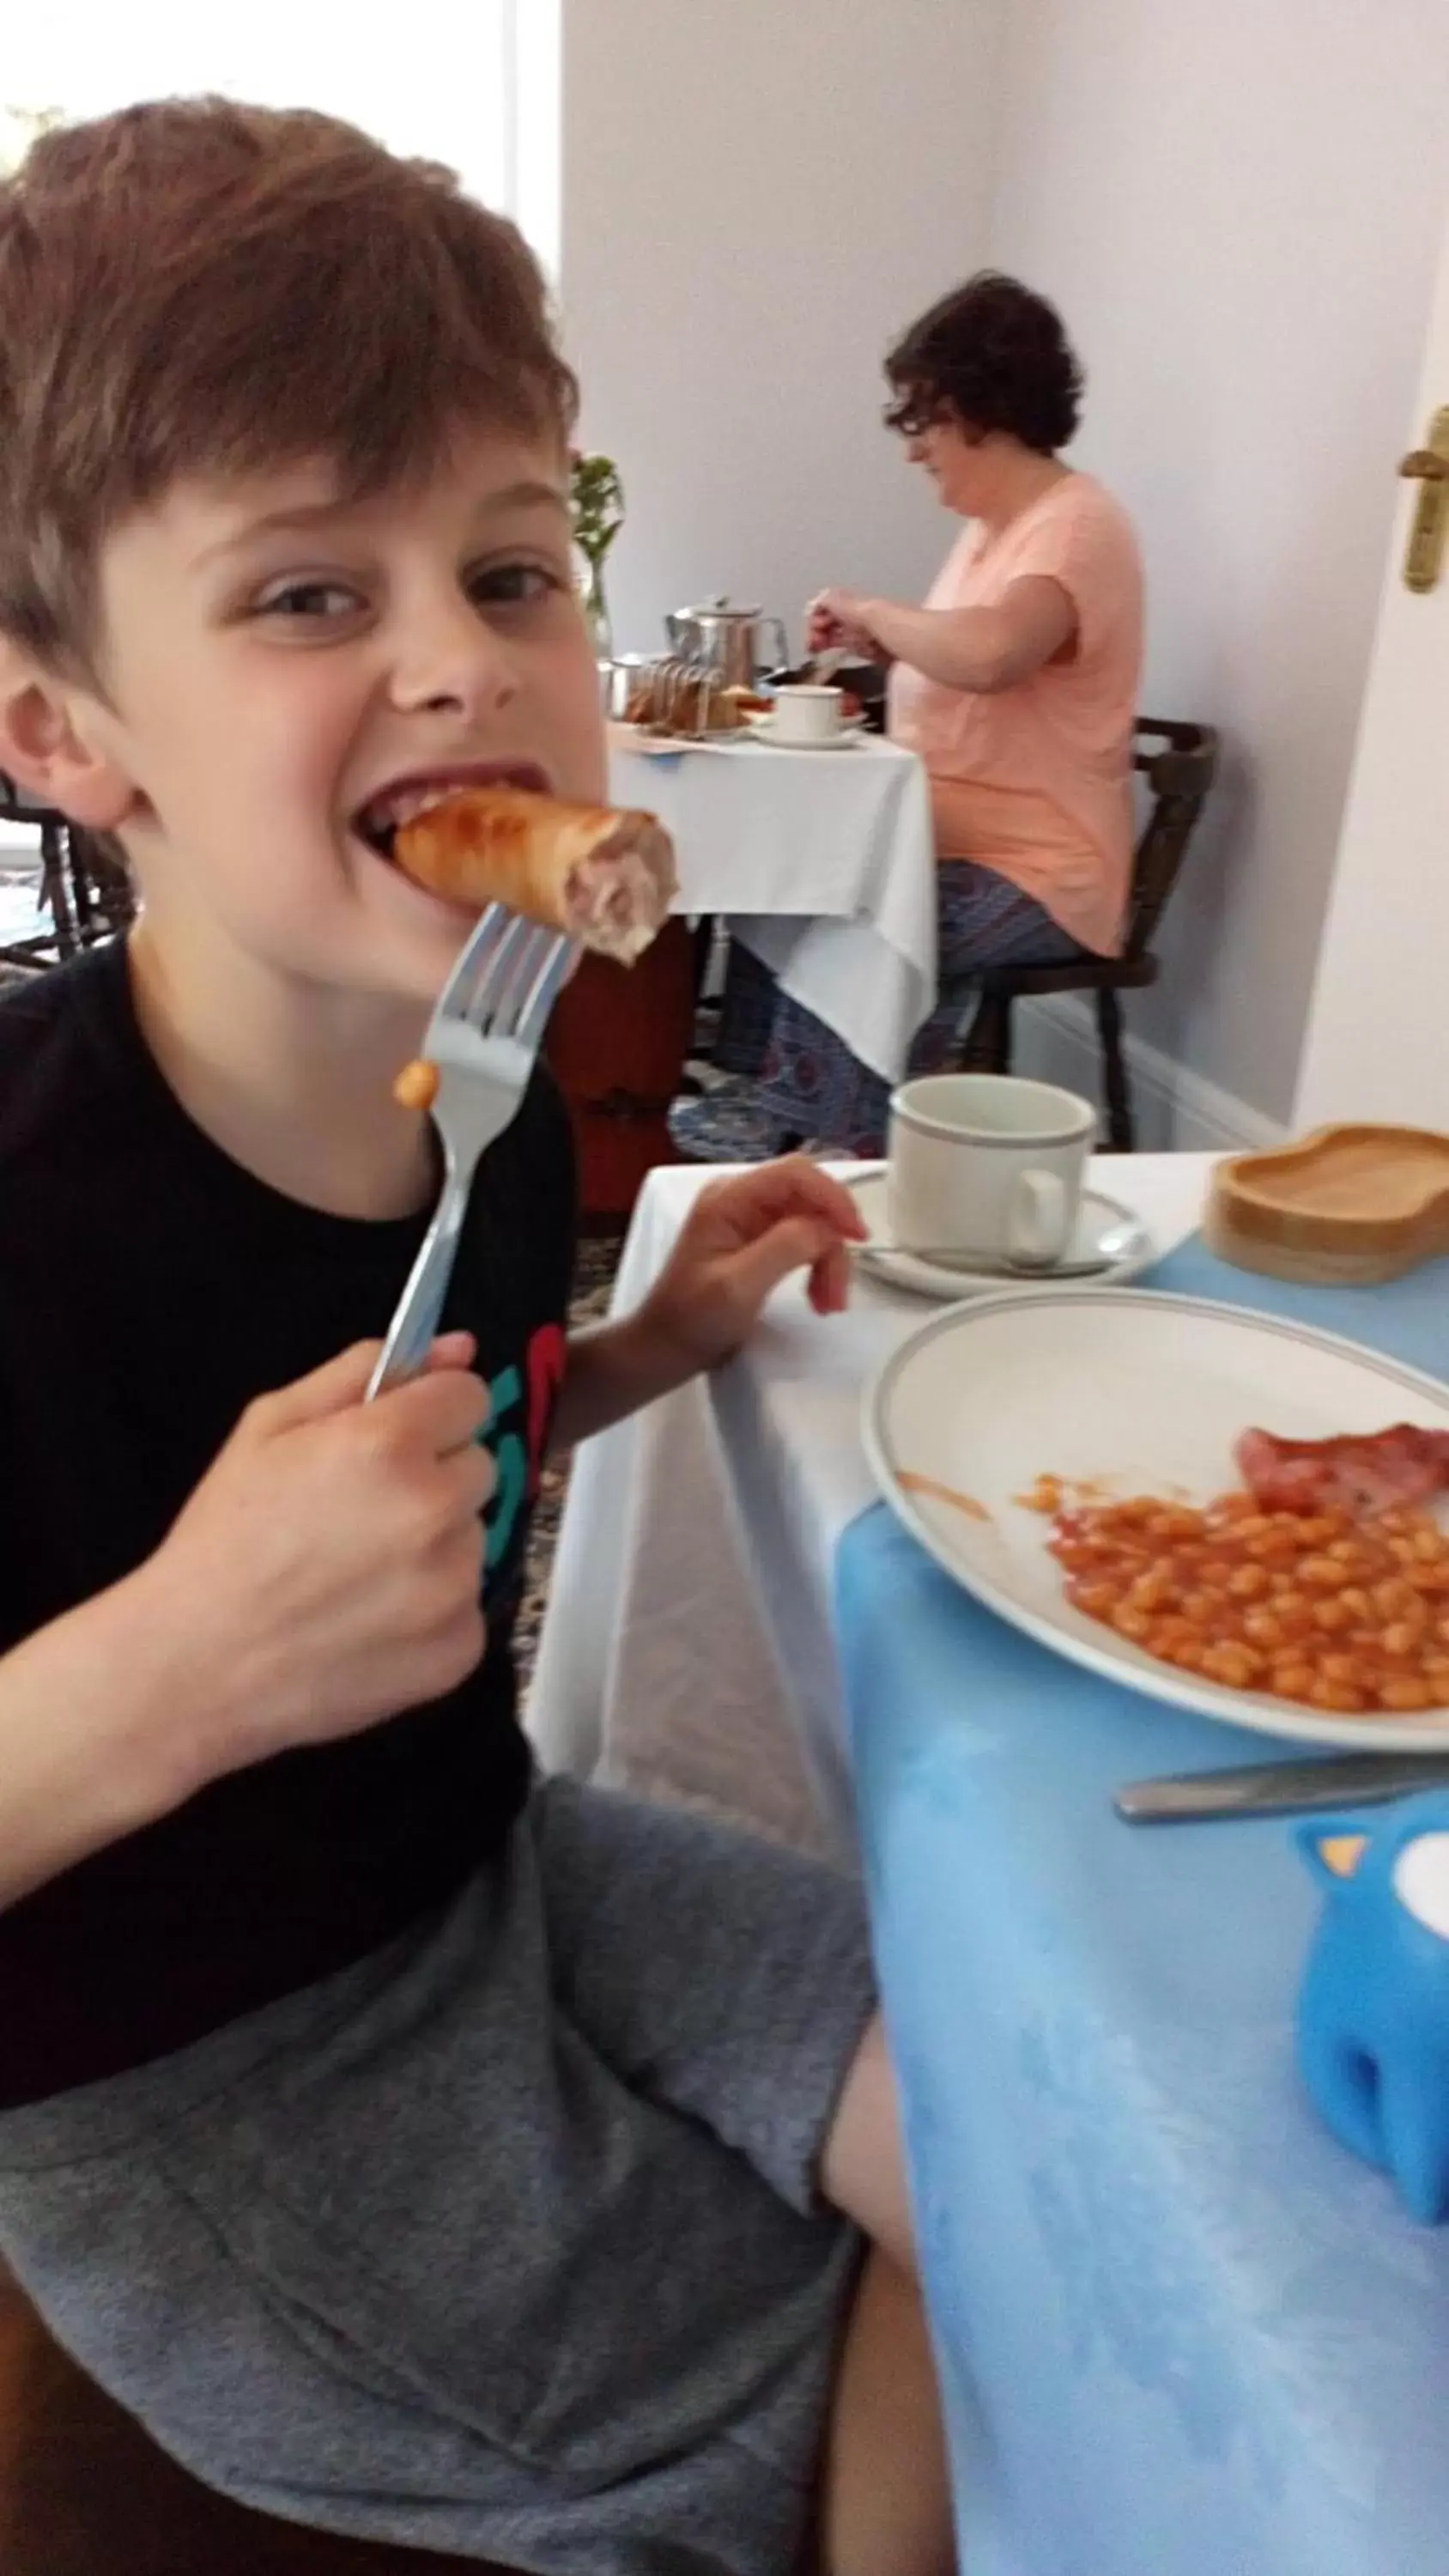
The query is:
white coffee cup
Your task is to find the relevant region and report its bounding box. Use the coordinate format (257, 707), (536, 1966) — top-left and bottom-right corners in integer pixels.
(886, 1073), (1095, 1268)
(770, 683), (843, 744)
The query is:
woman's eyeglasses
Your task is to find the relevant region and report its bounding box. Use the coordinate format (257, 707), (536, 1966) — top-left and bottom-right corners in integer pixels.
(882, 393), (945, 439)
(882, 395), (985, 447)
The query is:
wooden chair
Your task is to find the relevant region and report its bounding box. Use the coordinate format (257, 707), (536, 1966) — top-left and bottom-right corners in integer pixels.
(0, 2265), (522, 2576)
(547, 921), (697, 1224)
(949, 716), (1219, 1150)
(0, 773), (135, 975)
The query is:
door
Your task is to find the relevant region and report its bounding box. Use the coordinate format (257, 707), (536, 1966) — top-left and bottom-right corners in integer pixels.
(1294, 206), (1449, 1129)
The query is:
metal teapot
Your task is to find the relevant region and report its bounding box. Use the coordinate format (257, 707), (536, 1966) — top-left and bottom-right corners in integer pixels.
(664, 598), (788, 690)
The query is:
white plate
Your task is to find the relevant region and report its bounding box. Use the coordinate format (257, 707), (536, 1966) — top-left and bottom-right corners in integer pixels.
(742, 714), (868, 749)
(847, 1169), (1154, 1298)
(863, 1288), (1449, 1752)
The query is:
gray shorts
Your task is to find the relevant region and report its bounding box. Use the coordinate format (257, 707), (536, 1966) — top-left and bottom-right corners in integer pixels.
(0, 1779), (876, 2575)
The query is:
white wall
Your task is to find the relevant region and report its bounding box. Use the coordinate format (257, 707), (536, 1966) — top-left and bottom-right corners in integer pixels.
(986, 0), (1449, 1130)
(559, 0), (1003, 662)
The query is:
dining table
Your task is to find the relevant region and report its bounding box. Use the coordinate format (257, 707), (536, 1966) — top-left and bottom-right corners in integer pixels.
(527, 1151), (1449, 2576)
(608, 725), (938, 1088)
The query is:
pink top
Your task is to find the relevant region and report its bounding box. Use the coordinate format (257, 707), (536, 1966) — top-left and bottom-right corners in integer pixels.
(888, 472), (1144, 956)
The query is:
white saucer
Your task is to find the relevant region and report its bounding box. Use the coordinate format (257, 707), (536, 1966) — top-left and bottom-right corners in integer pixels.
(743, 714), (867, 750)
(846, 1169), (1155, 1299)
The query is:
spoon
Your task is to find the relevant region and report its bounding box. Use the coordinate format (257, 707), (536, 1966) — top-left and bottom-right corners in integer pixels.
(998, 1215), (1146, 1279)
(855, 1213), (1146, 1279)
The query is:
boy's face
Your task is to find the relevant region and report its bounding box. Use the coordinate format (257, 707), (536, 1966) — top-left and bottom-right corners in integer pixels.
(79, 423), (604, 1005)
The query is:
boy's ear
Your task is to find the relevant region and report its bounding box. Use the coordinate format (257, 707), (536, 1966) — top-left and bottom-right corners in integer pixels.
(0, 644), (136, 831)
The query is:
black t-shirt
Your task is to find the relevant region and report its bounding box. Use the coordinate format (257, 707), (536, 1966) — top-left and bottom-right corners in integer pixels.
(0, 939), (575, 2107)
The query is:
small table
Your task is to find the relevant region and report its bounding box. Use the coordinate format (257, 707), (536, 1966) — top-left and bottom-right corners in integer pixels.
(609, 729), (937, 1086)
(550, 737), (937, 1226)
(530, 1158), (1449, 2576)
(551, 735), (937, 1223)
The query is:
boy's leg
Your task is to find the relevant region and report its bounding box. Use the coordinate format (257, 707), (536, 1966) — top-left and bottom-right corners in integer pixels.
(818, 2249), (955, 2576)
(818, 2008), (916, 2269)
(532, 1783), (956, 2573)
(0, 1785), (953, 2576)
(818, 2017), (956, 2572)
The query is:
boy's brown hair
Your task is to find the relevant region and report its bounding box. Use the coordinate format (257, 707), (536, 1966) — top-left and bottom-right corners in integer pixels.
(0, 98), (579, 677)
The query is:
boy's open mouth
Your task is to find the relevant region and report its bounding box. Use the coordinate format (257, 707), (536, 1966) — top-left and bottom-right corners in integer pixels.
(353, 761), (552, 862)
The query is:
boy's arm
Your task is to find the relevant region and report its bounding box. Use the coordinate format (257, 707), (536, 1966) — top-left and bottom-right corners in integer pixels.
(551, 1158), (867, 1451)
(0, 1574), (213, 1910)
(549, 1309), (703, 1452)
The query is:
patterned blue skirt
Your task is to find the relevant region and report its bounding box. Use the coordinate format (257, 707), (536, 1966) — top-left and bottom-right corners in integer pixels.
(678, 860), (1083, 1160)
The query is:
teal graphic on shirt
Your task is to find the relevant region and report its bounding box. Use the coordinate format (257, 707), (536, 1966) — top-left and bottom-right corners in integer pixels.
(484, 1364), (526, 1574)
(482, 1323), (567, 1579)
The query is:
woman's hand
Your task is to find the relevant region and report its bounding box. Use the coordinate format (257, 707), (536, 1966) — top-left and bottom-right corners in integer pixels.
(806, 590), (882, 661)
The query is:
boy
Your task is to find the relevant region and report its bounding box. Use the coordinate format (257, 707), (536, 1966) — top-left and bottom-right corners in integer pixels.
(0, 100), (953, 2576)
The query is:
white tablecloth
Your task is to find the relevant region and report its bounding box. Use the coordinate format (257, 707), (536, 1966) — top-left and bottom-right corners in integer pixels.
(526, 1154), (1215, 1865)
(609, 732), (937, 1084)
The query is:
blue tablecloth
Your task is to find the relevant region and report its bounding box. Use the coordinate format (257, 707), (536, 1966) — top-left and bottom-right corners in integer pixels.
(834, 1238), (1449, 2576)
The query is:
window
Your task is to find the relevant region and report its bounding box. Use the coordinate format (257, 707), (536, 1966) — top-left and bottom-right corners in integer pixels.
(1, 0), (560, 265)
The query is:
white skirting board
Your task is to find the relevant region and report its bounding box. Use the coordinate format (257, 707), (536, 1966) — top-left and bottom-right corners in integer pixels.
(1010, 995), (1284, 1155)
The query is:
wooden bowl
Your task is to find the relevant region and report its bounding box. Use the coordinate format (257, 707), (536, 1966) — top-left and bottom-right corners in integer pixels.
(1206, 1124), (1449, 1286)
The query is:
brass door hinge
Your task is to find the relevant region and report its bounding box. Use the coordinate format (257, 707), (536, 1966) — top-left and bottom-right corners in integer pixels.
(1397, 405), (1449, 592)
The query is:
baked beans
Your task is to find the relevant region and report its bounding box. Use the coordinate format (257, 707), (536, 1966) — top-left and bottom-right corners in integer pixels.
(392, 1057), (440, 1114)
(1046, 1491), (1449, 1716)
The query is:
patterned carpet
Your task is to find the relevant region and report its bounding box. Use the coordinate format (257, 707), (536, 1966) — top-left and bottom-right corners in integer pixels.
(515, 1229), (623, 1692)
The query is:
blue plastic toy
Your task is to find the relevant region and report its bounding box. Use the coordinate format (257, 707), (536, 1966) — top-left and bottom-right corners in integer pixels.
(1297, 1789), (1449, 2223)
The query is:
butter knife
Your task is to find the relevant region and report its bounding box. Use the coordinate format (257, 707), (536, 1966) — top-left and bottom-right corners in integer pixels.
(1116, 1751), (1449, 1824)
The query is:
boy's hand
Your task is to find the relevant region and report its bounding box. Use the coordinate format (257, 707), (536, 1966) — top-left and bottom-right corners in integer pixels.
(640, 1157), (867, 1374)
(137, 1334), (494, 1783)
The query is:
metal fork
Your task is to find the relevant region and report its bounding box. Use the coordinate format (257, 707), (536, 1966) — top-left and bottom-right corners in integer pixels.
(367, 908), (576, 1400)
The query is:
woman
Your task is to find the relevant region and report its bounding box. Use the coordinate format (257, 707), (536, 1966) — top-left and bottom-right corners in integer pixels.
(698, 270), (1144, 1158)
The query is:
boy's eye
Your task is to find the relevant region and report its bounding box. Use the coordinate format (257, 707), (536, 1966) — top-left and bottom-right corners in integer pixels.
(253, 580), (361, 621)
(470, 561), (563, 608)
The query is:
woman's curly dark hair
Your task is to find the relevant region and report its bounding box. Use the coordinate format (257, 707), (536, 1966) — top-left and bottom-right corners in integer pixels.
(884, 272), (1083, 455)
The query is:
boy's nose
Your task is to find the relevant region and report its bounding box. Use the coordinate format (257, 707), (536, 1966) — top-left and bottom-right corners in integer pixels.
(389, 603), (519, 720)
